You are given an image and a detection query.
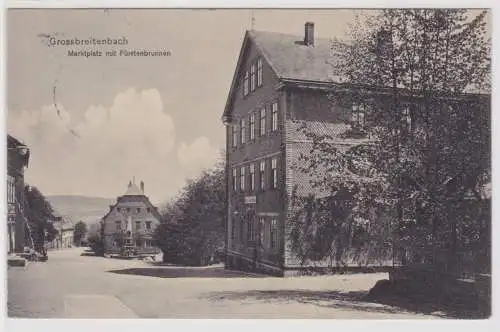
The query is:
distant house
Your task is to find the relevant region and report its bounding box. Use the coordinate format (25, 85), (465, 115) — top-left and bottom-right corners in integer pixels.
(46, 214), (74, 249)
(7, 134), (30, 254)
(101, 180), (162, 255)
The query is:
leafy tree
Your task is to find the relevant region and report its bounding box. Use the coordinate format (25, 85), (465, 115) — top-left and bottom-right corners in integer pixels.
(154, 158), (226, 266)
(24, 184), (58, 252)
(73, 221), (88, 246)
(87, 234), (105, 256)
(291, 9), (490, 272)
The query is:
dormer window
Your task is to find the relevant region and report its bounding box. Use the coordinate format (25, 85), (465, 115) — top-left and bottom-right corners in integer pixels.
(257, 58), (263, 87)
(351, 104), (366, 129)
(243, 71), (249, 96)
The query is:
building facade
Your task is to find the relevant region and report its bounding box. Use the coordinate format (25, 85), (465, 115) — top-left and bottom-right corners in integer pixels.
(46, 214), (74, 249)
(221, 23), (489, 276)
(7, 134), (30, 254)
(101, 180), (161, 255)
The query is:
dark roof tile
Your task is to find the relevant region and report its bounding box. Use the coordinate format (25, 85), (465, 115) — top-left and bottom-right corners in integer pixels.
(249, 30), (344, 83)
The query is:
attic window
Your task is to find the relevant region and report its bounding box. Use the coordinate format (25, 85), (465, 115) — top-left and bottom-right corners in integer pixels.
(243, 70), (249, 96)
(257, 58), (263, 87)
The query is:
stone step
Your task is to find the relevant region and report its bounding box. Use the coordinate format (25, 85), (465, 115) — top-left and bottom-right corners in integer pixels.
(7, 256), (27, 267)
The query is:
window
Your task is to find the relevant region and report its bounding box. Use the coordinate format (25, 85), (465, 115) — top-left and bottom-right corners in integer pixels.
(249, 164), (255, 191)
(117, 207), (121, 212)
(240, 118), (246, 144)
(271, 102), (278, 131)
(147, 208), (151, 213)
(232, 123), (239, 147)
(243, 71), (249, 96)
(250, 63), (256, 91)
(145, 221), (152, 230)
(240, 166), (246, 192)
(270, 219), (278, 249)
(249, 113), (255, 140)
(402, 107), (411, 131)
(232, 168), (238, 192)
(126, 208), (131, 213)
(135, 221), (141, 230)
(259, 160), (266, 190)
(116, 221), (121, 230)
(247, 218), (256, 242)
(352, 104), (366, 128)
(7, 175), (15, 204)
(260, 108), (266, 136)
(271, 158), (278, 189)
(259, 217), (265, 247)
(136, 208), (141, 213)
(257, 58), (263, 87)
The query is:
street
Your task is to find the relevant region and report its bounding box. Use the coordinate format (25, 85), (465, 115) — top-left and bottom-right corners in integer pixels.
(7, 248), (436, 319)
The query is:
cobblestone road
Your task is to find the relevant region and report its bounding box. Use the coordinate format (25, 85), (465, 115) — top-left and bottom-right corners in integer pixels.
(7, 248), (435, 319)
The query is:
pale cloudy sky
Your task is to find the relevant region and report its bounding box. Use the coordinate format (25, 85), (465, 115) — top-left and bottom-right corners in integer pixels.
(6, 8), (361, 204)
(6, 8), (489, 204)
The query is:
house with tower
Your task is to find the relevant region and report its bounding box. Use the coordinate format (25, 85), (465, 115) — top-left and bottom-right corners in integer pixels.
(101, 179), (162, 256)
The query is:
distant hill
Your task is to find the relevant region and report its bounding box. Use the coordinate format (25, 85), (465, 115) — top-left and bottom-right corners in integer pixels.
(46, 195), (115, 229)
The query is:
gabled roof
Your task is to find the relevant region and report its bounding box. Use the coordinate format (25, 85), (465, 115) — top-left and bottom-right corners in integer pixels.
(222, 29), (344, 122)
(8, 134), (26, 148)
(100, 181), (162, 222)
(221, 28), (490, 122)
(249, 30), (341, 83)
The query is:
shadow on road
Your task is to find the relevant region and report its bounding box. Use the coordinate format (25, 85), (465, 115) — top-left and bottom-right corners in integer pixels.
(201, 289), (487, 319)
(107, 266), (266, 278)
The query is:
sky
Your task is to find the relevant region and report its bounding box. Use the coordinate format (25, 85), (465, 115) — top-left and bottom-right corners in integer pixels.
(6, 8), (361, 204)
(6, 8), (490, 205)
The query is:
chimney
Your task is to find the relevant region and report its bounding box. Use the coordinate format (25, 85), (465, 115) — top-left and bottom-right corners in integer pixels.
(304, 22), (314, 46)
(140, 181), (144, 193)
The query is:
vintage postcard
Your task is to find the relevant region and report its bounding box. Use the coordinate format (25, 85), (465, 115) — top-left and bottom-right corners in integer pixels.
(5, 7), (491, 320)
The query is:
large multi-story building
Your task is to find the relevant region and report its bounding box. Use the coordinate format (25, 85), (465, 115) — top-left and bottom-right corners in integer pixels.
(221, 22), (490, 276)
(7, 134), (30, 254)
(101, 180), (162, 255)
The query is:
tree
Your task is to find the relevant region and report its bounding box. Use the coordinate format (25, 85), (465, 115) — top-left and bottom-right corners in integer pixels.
(291, 9), (490, 272)
(73, 221), (88, 246)
(24, 184), (58, 252)
(154, 158), (226, 266)
(87, 234), (104, 256)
